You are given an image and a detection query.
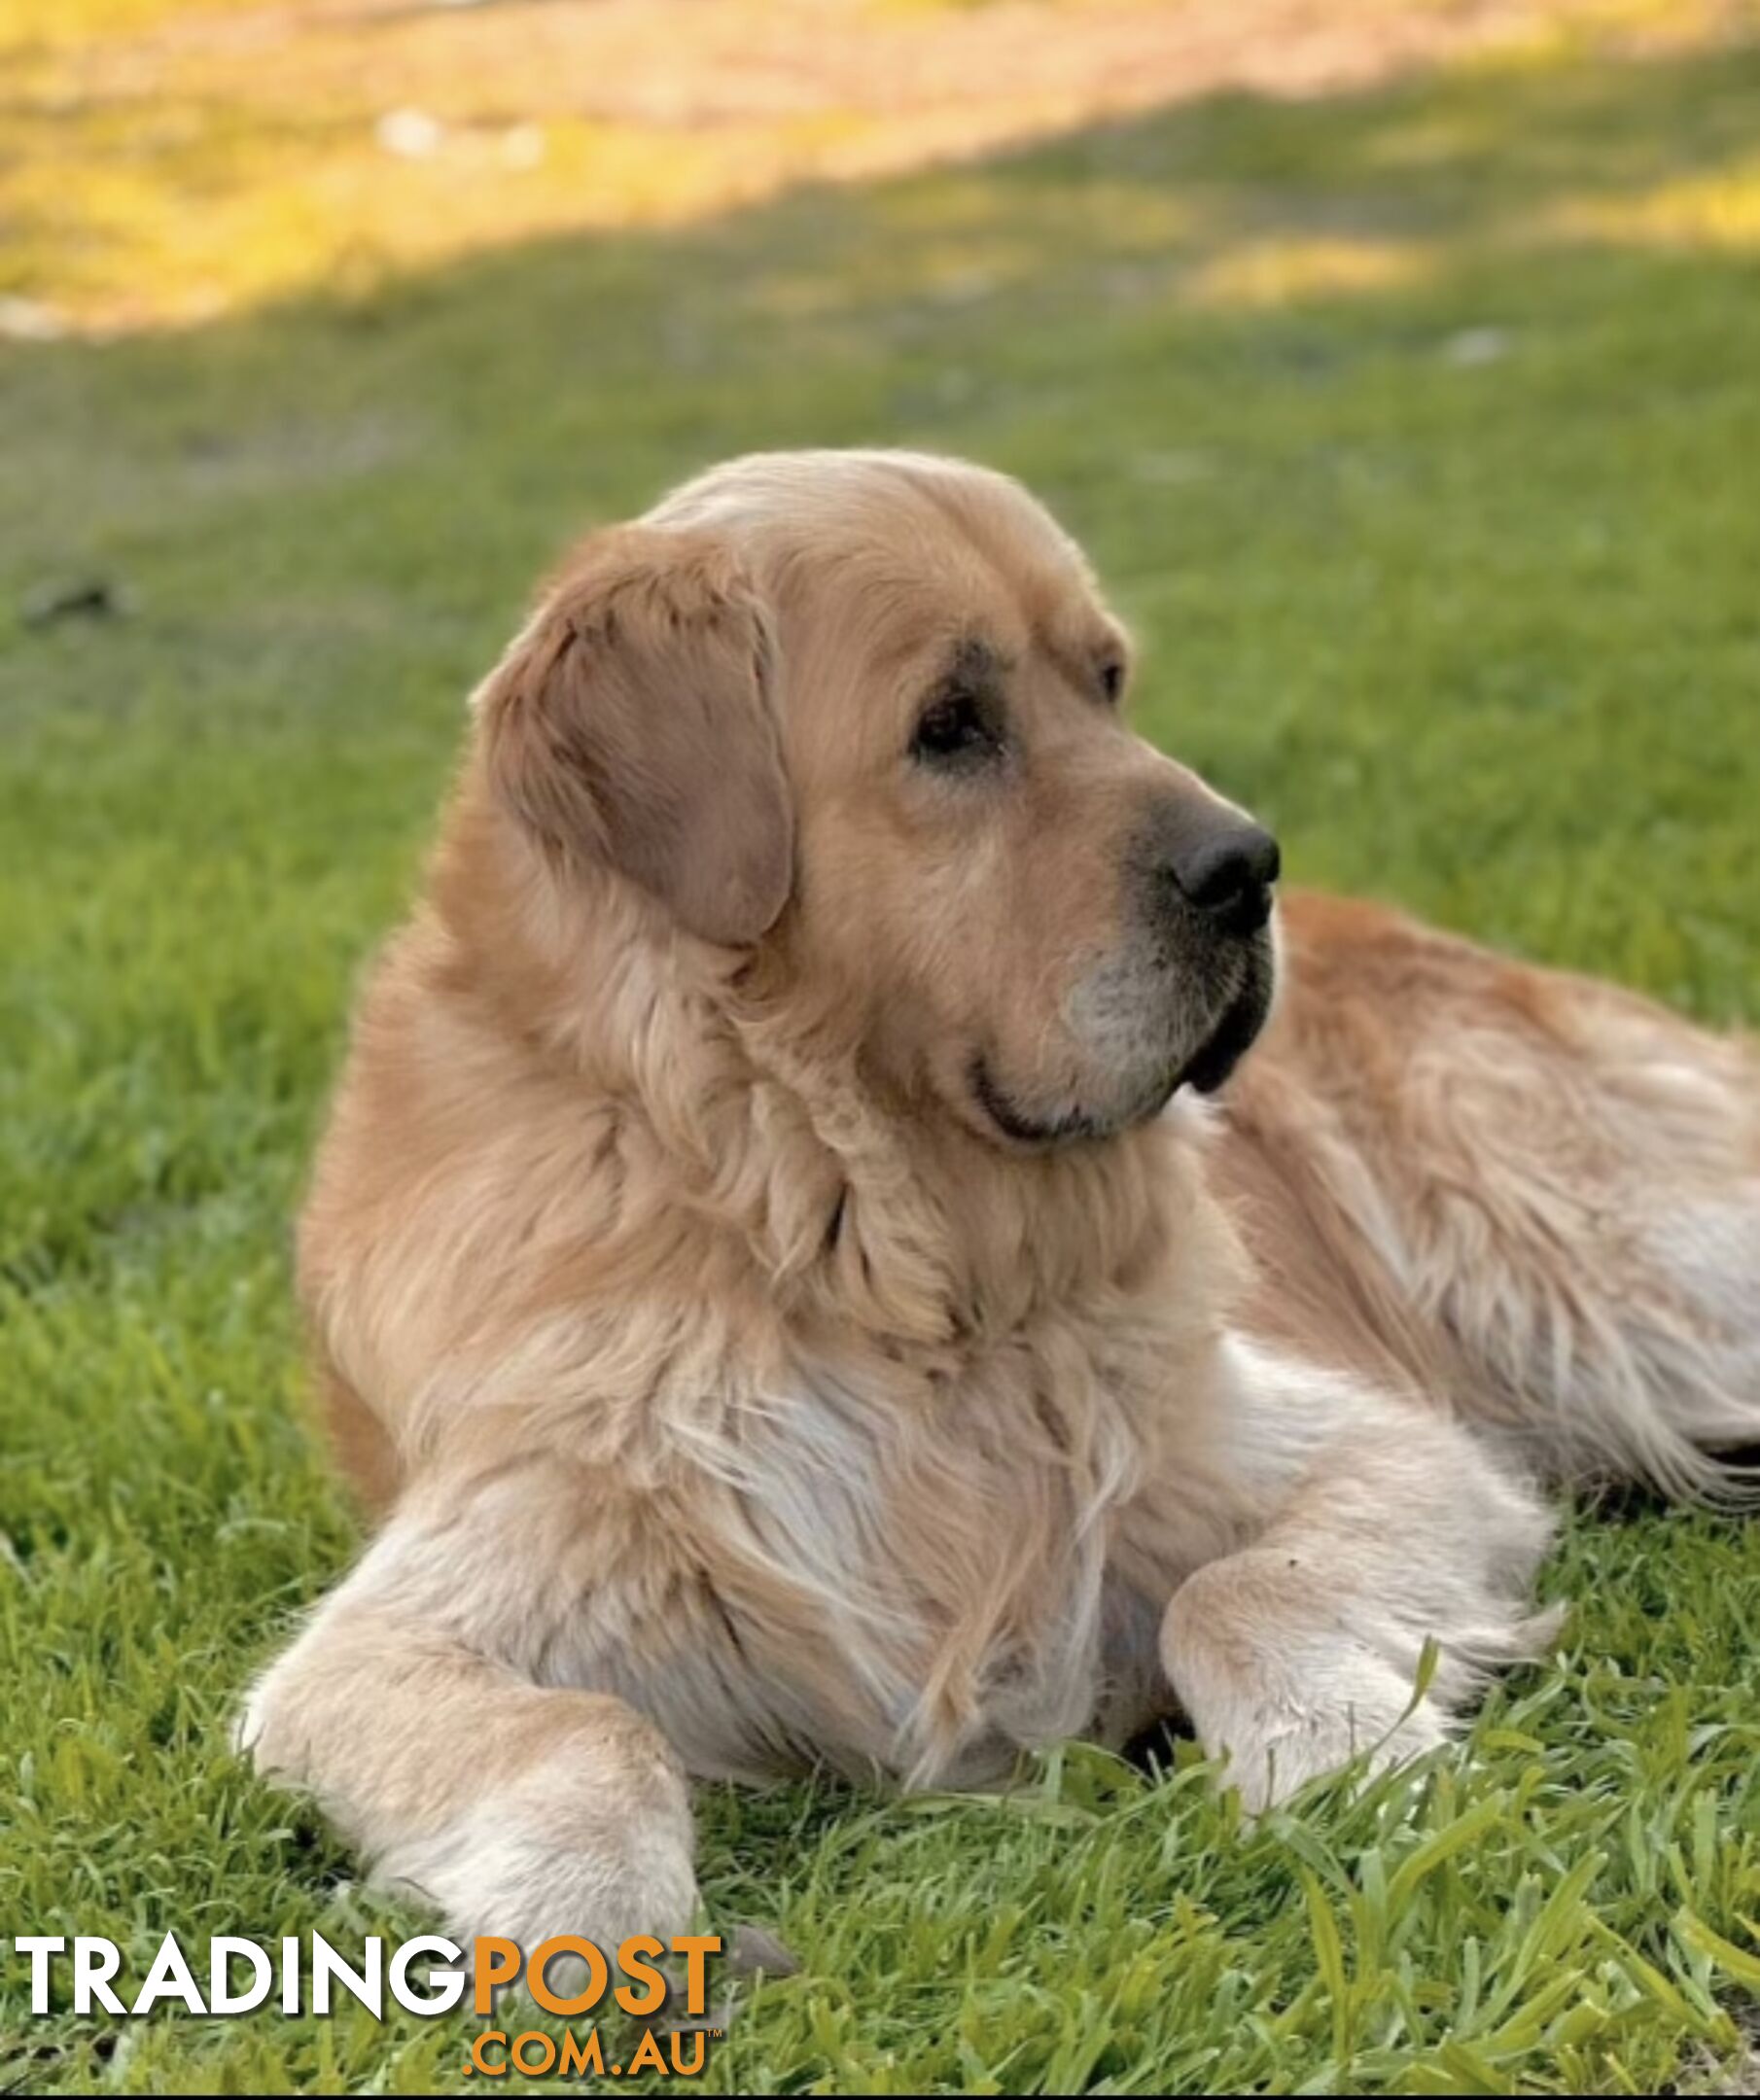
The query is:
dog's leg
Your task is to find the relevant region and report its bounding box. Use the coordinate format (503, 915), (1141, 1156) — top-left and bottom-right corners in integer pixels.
(1235, 901), (1760, 1498)
(241, 1474), (697, 1948)
(1158, 1341), (1556, 1811)
(1526, 987), (1760, 1487)
(1405, 984), (1760, 1496)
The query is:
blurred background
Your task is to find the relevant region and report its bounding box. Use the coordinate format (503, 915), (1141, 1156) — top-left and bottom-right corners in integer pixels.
(2, 7), (1759, 2089)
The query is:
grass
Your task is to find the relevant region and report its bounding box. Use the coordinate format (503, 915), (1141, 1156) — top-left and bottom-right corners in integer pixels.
(3, 15), (1760, 2095)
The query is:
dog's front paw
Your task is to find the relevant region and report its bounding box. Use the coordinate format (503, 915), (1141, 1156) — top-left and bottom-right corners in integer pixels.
(1161, 1557), (1453, 1812)
(365, 1713), (701, 1957)
(382, 1765), (700, 1952)
(1198, 1665), (1450, 1813)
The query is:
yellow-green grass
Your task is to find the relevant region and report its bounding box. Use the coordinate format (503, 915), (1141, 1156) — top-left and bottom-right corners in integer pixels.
(2, 27), (1758, 2097)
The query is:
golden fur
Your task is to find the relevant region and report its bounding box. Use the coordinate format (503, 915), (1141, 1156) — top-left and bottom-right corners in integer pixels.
(244, 451), (1758, 1949)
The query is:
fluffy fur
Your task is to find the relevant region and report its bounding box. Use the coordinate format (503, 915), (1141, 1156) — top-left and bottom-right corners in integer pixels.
(243, 451), (1758, 1946)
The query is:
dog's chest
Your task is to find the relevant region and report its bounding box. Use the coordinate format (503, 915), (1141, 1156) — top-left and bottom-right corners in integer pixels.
(571, 1317), (1184, 1787)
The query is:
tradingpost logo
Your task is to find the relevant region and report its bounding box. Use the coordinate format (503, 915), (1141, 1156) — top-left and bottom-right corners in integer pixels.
(8, 1930), (724, 2080)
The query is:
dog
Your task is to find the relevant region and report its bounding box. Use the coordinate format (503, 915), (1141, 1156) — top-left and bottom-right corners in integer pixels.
(244, 450), (1759, 1953)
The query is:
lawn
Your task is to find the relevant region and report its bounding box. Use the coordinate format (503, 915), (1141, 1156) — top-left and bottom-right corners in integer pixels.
(2, 12), (1759, 2095)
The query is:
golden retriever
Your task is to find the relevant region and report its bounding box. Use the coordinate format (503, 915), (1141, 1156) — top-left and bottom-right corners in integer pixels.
(244, 450), (1759, 1951)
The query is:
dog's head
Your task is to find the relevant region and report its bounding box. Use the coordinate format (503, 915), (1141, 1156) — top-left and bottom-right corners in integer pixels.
(475, 450), (1278, 1149)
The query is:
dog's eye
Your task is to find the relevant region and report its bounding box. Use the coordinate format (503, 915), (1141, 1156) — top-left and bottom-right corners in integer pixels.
(910, 689), (999, 766)
(1099, 659), (1125, 705)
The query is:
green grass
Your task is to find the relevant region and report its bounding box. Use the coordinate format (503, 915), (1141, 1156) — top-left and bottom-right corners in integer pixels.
(4, 29), (1760, 2097)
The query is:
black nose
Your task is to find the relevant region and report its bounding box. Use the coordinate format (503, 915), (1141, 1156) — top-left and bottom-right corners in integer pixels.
(1169, 822), (1281, 933)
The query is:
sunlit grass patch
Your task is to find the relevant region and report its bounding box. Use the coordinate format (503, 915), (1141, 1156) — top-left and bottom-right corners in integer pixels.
(1184, 232), (1435, 308)
(1543, 151), (1760, 248)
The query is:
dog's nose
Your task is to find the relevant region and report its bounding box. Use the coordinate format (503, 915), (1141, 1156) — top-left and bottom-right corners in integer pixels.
(1167, 822), (1281, 934)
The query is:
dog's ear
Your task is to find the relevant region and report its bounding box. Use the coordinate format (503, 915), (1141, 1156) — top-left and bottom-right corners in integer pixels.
(477, 526), (793, 946)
